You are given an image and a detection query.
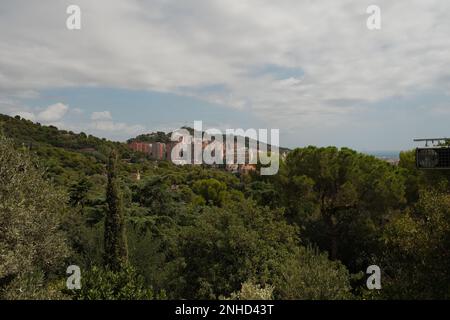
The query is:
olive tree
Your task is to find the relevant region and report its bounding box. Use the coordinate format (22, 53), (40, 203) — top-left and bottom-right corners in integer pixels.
(0, 136), (69, 298)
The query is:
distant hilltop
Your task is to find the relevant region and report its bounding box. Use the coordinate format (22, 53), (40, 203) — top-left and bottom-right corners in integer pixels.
(127, 127), (289, 176)
(127, 127), (291, 154)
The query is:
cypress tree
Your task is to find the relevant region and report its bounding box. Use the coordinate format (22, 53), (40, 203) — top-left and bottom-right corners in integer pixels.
(104, 149), (128, 270)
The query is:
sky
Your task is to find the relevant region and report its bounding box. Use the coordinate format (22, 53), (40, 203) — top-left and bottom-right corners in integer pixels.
(1, 0), (450, 151)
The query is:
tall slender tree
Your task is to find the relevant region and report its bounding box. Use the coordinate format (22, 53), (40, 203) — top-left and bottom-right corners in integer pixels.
(104, 149), (128, 270)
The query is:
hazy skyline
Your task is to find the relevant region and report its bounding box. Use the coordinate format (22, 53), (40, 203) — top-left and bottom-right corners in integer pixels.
(1, 0), (450, 151)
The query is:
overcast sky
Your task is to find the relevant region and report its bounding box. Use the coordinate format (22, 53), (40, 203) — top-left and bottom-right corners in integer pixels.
(1, 0), (450, 151)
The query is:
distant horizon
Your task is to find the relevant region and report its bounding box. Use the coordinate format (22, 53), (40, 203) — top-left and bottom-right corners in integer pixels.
(2, 112), (407, 158)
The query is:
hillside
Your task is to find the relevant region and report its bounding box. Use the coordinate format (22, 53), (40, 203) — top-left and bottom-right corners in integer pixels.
(128, 126), (291, 155)
(0, 114), (142, 185)
(0, 113), (131, 156)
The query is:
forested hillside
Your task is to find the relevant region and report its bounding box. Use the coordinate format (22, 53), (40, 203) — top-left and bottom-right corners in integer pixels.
(0, 113), (449, 300)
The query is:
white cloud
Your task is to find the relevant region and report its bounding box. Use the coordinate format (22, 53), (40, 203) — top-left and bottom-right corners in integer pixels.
(2, 103), (69, 123)
(37, 103), (69, 122)
(1, 0), (450, 148)
(91, 120), (145, 135)
(90, 110), (146, 136)
(0, 102), (147, 141)
(91, 111), (113, 121)
(16, 111), (35, 121)
(71, 108), (84, 115)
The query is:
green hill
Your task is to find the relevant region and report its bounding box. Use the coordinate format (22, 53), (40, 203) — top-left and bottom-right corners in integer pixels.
(0, 114), (137, 185)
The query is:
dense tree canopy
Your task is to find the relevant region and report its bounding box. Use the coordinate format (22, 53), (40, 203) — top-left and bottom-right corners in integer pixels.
(1, 113), (449, 300)
(276, 147), (406, 268)
(0, 136), (69, 299)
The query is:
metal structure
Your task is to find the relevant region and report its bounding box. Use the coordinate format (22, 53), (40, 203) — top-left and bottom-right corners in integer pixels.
(414, 138), (450, 169)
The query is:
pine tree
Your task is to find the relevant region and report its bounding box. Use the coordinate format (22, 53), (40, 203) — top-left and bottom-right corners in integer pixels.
(104, 149), (128, 270)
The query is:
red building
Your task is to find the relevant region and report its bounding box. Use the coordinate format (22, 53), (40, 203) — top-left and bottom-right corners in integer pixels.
(129, 141), (151, 154)
(152, 142), (166, 160)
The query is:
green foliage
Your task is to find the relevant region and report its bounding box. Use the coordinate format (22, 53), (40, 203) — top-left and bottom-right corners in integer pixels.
(245, 181), (279, 208)
(69, 176), (93, 209)
(0, 135), (69, 298)
(128, 131), (171, 144)
(381, 190), (450, 299)
(192, 178), (228, 206)
(61, 212), (104, 269)
(178, 199), (300, 299)
(276, 246), (353, 300)
(277, 146), (406, 269)
(223, 281), (274, 300)
(1, 271), (68, 300)
(104, 150), (128, 270)
(2, 113), (450, 300)
(0, 114), (128, 156)
(72, 265), (155, 300)
(127, 225), (182, 298)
